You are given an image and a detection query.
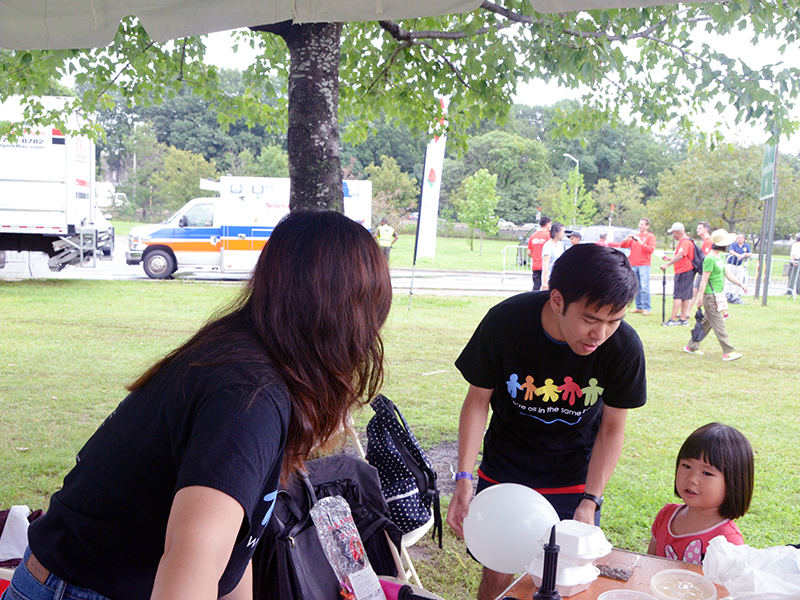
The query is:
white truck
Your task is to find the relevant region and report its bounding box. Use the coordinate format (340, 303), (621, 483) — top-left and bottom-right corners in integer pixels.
(126, 176), (372, 279)
(0, 96), (114, 271)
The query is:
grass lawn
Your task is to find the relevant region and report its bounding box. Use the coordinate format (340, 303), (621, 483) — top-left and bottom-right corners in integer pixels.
(1, 278), (799, 599)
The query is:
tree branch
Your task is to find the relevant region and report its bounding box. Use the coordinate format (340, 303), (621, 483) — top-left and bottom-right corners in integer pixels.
(178, 39), (187, 81)
(415, 41), (476, 90)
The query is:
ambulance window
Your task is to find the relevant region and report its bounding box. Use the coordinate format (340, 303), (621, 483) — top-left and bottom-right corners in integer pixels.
(252, 184), (264, 194)
(183, 204), (215, 227)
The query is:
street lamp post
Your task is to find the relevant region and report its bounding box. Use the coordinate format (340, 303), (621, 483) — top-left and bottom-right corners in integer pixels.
(563, 153), (579, 228)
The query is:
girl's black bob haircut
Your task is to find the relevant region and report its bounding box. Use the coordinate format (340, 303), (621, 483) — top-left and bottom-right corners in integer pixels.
(674, 422), (754, 520)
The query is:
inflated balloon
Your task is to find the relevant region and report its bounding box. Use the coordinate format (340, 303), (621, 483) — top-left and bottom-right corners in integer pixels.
(463, 483), (559, 574)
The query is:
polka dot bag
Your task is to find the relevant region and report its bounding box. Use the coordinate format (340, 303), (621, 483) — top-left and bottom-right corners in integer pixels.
(365, 395), (442, 547)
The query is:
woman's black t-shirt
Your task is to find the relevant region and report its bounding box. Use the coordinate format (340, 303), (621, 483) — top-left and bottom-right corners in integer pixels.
(29, 349), (291, 599)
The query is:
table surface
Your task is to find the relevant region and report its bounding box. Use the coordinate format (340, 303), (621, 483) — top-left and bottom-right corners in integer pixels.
(496, 548), (729, 599)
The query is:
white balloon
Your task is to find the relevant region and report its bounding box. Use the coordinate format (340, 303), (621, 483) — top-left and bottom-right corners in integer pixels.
(463, 483), (560, 574)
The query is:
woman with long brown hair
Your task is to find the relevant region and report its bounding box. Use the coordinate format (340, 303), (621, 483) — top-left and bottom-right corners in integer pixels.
(7, 210), (392, 600)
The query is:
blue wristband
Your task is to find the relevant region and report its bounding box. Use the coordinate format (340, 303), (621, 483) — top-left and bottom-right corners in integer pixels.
(455, 471), (474, 482)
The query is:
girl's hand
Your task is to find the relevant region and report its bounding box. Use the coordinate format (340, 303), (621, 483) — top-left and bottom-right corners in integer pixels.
(741, 284), (748, 294)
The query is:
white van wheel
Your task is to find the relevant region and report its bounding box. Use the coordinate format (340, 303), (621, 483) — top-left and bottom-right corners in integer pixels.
(143, 250), (176, 279)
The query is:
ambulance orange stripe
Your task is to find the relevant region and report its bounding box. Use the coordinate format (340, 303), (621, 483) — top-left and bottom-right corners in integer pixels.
(144, 241), (221, 252)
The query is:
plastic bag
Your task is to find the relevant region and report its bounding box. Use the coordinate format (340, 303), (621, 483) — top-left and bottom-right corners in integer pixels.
(703, 535), (800, 598)
(310, 495), (386, 600)
(0, 505), (30, 562)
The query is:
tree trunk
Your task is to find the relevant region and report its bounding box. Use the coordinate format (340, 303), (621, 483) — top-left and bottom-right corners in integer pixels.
(254, 21), (343, 211)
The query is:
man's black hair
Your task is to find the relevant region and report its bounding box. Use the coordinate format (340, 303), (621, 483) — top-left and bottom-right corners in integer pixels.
(539, 216), (551, 227)
(549, 244), (637, 313)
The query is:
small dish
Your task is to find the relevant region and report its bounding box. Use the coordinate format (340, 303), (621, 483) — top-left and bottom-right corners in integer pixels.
(650, 569), (717, 600)
(598, 592), (658, 600)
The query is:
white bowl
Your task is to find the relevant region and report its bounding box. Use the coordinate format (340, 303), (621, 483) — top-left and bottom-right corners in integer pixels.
(650, 569), (717, 600)
(598, 592), (658, 600)
(537, 519), (613, 563)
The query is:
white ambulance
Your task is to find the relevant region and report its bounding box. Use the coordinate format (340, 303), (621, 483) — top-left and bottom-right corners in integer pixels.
(126, 176), (372, 278)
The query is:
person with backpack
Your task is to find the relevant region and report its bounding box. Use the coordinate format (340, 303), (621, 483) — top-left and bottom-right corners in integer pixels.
(661, 222), (698, 326)
(5, 211), (393, 600)
(447, 244), (647, 600)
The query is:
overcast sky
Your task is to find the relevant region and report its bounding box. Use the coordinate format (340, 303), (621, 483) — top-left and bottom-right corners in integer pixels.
(203, 27), (800, 154)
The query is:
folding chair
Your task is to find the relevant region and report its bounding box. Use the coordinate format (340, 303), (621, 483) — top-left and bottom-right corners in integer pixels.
(350, 426), (432, 589)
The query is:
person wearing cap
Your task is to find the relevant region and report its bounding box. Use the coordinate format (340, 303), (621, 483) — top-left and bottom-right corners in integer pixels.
(569, 230), (582, 246)
(684, 229), (747, 360)
(620, 218), (657, 316)
(661, 222), (695, 326)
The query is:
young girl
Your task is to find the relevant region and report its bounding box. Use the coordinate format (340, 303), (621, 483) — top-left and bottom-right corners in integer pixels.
(648, 422), (754, 565)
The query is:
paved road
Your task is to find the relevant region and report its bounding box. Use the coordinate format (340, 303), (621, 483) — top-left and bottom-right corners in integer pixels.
(1, 241), (675, 297)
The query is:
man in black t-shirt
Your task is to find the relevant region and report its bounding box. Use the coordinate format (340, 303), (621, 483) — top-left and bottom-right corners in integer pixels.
(447, 244), (646, 600)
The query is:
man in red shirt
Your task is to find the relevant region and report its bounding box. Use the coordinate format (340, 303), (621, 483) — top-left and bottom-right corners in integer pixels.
(693, 221), (713, 303)
(620, 218), (657, 315)
(661, 222), (694, 326)
(527, 217), (551, 291)
(698, 221), (712, 255)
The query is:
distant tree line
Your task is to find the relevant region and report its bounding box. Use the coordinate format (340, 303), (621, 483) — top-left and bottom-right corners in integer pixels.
(94, 71), (800, 240)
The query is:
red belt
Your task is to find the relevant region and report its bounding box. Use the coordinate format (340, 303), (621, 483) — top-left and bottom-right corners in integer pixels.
(478, 470), (586, 494)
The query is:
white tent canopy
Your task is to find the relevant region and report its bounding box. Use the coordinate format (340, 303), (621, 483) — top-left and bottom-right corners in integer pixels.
(0, 0), (713, 50)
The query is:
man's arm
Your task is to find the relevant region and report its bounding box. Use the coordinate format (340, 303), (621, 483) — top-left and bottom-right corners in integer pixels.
(541, 252), (552, 290)
(573, 406), (628, 524)
(661, 242), (686, 270)
(446, 385), (493, 538)
(641, 233), (657, 257)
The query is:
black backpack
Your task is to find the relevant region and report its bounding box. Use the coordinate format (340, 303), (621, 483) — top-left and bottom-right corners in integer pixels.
(690, 241), (705, 274)
(366, 395), (442, 548)
(252, 454), (401, 600)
